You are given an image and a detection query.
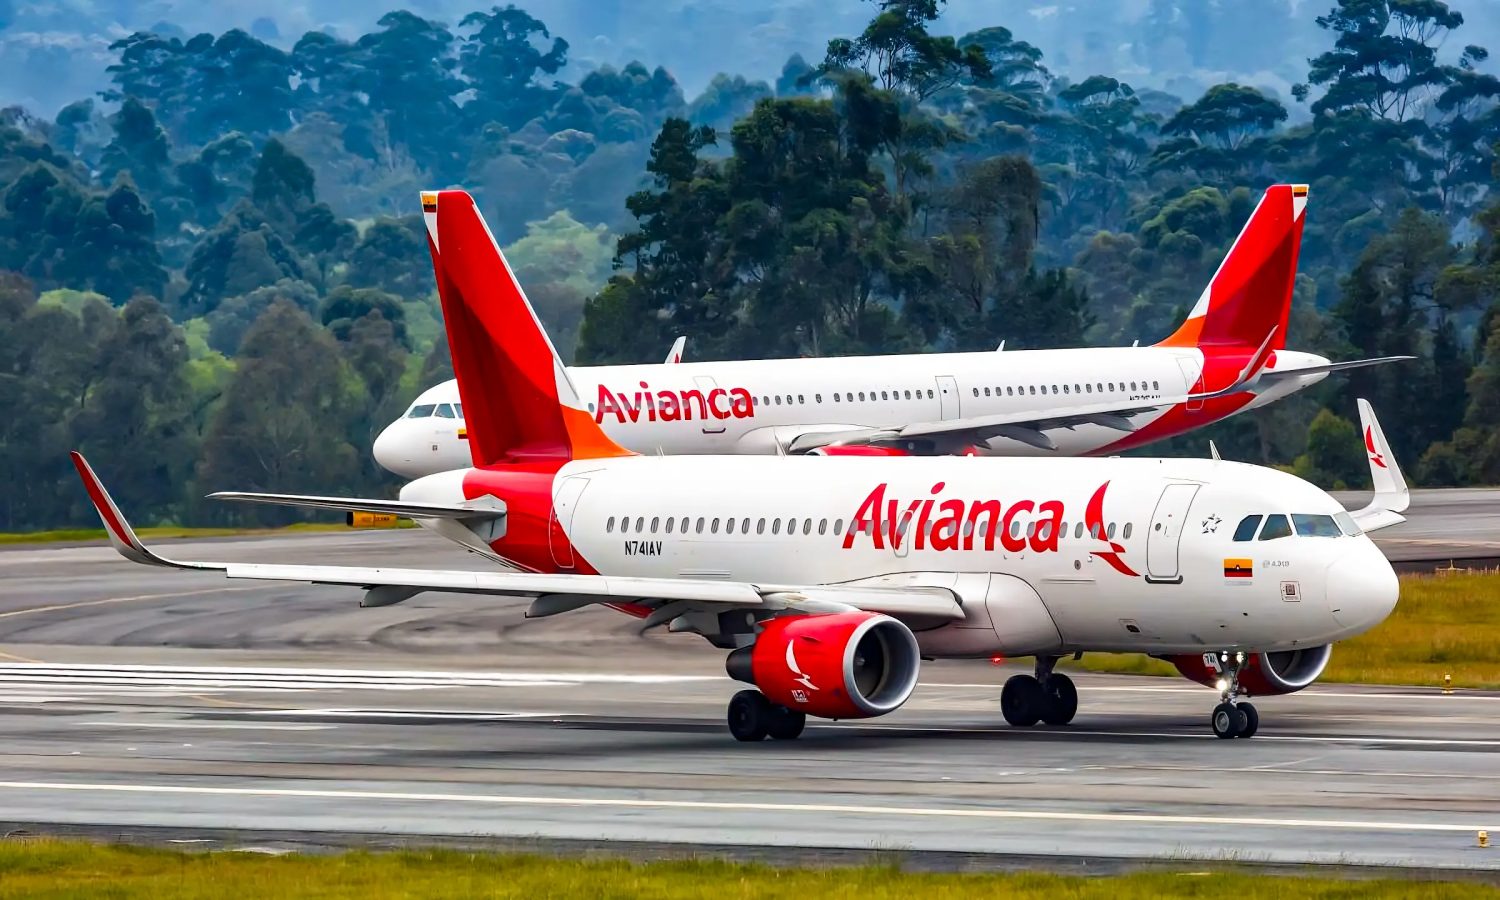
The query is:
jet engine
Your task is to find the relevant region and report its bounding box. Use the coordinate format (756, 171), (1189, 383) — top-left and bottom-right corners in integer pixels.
(725, 611), (921, 719)
(1166, 644), (1333, 696)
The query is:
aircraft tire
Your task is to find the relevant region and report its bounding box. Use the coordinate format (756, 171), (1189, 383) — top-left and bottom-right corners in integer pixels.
(1211, 701), (1245, 739)
(1039, 673), (1078, 725)
(1236, 702), (1259, 739)
(1001, 674), (1043, 727)
(766, 705), (807, 740)
(728, 690), (771, 742)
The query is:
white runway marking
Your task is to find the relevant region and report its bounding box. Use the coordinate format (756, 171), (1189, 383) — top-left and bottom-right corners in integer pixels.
(0, 780), (1491, 833)
(76, 722), (335, 731)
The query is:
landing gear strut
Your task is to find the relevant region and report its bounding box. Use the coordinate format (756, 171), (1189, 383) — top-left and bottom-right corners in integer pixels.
(1001, 656), (1078, 727)
(1207, 652), (1259, 740)
(727, 689), (806, 742)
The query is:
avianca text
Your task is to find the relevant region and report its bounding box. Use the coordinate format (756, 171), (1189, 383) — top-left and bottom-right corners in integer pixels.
(596, 382), (755, 424)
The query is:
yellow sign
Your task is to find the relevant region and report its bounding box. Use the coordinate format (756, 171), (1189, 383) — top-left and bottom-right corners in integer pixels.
(346, 511), (400, 528)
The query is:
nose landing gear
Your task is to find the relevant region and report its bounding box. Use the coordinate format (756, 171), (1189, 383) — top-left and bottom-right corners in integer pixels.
(1208, 652), (1259, 739)
(1001, 656), (1078, 727)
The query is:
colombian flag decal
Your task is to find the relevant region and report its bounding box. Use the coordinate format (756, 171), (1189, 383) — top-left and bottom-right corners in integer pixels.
(1224, 558), (1254, 578)
(457, 427), (468, 440)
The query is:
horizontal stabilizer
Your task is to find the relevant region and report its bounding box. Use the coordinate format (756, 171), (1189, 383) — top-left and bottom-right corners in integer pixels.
(1259, 355), (1415, 381)
(208, 491), (505, 521)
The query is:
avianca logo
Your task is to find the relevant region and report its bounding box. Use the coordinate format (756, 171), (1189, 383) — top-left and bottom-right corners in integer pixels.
(1364, 426), (1387, 469)
(840, 481), (1140, 577)
(1086, 481), (1138, 577)
(785, 641), (817, 692)
(595, 382), (755, 424)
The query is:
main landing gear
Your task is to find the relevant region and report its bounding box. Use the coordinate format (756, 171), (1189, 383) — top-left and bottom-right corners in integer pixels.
(727, 689), (807, 742)
(1208, 651), (1259, 740)
(1001, 656), (1078, 727)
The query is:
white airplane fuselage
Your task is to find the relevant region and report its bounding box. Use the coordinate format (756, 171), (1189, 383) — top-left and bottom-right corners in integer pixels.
(403, 453), (1394, 660)
(376, 346), (1330, 478)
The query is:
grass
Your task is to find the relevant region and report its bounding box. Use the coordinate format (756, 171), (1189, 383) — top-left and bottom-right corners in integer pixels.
(0, 840), (1496, 899)
(0, 521), (416, 545)
(1065, 572), (1500, 689)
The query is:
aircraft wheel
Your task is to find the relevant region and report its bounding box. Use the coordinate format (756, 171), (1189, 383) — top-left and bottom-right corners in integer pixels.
(1040, 673), (1078, 725)
(728, 690), (771, 742)
(766, 704), (807, 740)
(1236, 702), (1259, 739)
(1211, 701), (1246, 739)
(1001, 674), (1043, 727)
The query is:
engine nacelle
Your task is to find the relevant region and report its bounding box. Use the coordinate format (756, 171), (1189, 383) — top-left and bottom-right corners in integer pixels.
(1167, 644), (1333, 696)
(725, 611), (921, 719)
(808, 446), (911, 457)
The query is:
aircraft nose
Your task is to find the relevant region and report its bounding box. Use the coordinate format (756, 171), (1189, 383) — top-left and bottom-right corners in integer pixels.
(372, 420), (418, 479)
(1326, 542), (1398, 636)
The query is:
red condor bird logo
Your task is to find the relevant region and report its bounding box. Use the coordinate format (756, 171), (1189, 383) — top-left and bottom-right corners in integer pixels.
(1364, 425), (1387, 469)
(1085, 481), (1139, 577)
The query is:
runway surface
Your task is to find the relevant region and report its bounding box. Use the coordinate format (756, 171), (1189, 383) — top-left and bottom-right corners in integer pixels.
(0, 508), (1497, 872)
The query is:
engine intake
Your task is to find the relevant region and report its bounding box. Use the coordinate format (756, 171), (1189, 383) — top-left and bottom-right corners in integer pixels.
(1167, 644), (1332, 696)
(726, 611), (921, 719)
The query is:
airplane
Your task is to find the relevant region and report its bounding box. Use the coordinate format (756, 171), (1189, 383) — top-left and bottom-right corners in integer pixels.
(74, 190), (1406, 742)
(371, 183), (1409, 480)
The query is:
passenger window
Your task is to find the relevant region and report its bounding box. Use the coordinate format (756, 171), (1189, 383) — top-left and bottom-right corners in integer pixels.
(631, 517), (642, 533)
(772, 519), (781, 535)
(1152, 381), (1159, 390)
(761, 396), (769, 405)
(710, 518), (720, 534)
(1074, 522), (1084, 539)
(803, 520), (813, 535)
(1130, 382), (1138, 391)
(435, 404), (455, 418)
(1007, 387), (1014, 396)
(408, 404), (437, 418)
(1258, 514), (1293, 541)
(833, 520), (844, 536)
(881, 391), (889, 400)
(1107, 523), (1116, 539)
(606, 516), (615, 533)
(1292, 514), (1341, 537)
(1074, 384), (1081, 394)
(815, 394), (822, 403)
(797, 395), (804, 405)
(818, 519), (827, 535)
(665, 517), (675, 534)
(650, 517), (659, 533)
(1011, 520), (1022, 538)
(973, 388), (980, 397)
(859, 392), (866, 401)
(927, 389), (935, 399)
(1123, 522), (1132, 539)
(833, 393), (840, 402)
(740, 517), (750, 533)
(1232, 515), (1262, 541)
(1063, 385), (1070, 394)
(1108, 382), (1115, 391)
(757, 519), (766, 534)
(1084, 384), (1092, 393)
(774, 396), (782, 405)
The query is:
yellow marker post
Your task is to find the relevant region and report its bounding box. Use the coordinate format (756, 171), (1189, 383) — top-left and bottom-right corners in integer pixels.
(1479, 830), (1489, 849)
(1443, 673), (1453, 695)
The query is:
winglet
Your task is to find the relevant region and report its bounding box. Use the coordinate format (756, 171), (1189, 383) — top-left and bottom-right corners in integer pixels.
(1209, 440), (1222, 461)
(1357, 398), (1408, 513)
(69, 452), (205, 569)
(665, 336), (686, 364)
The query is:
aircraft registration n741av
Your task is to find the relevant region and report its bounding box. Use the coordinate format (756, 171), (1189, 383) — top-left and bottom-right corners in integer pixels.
(75, 191), (1407, 742)
(373, 184), (1409, 479)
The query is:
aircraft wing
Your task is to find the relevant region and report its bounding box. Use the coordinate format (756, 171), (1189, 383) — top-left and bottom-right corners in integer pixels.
(207, 491), (505, 520)
(70, 453), (964, 623)
(1255, 355), (1415, 382)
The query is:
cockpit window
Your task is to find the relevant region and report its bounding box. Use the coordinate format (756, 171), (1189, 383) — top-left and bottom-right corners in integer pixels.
(407, 404), (436, 418)
(1232, 515), (1262, 542)
(435, 403), (455, 418)
(454, 403), (463, 419)
(1258, 514), (1293, 541)
(1334, 511), (1362, 537)
(1292, 513), (1341, 537)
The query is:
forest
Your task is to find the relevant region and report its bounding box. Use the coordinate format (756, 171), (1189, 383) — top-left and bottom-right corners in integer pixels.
(1, 0), (1498, 530)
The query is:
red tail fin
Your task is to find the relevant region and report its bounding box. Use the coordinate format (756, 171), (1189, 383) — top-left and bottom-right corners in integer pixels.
(421, 190), (630, 466)
(1157, 184), (1307, 350)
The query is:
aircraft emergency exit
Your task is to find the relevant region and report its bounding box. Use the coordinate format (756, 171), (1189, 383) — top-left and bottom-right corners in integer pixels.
(372, 184), (1407, 479)
(76, 191), (1406, 743)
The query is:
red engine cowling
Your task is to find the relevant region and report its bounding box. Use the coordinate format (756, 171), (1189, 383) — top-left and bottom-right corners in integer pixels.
(1166, 644), (1332, 696)
(808, 446), (911, 457)
(725, 611), (921, 719)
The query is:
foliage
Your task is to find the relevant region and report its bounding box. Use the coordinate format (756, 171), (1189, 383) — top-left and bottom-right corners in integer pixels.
(3, 0), (1500, 530)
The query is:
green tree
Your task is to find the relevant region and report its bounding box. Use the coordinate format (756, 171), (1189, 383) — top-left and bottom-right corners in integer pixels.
(1291, 409), (1365, 489)
(459, 5), (568, 131)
